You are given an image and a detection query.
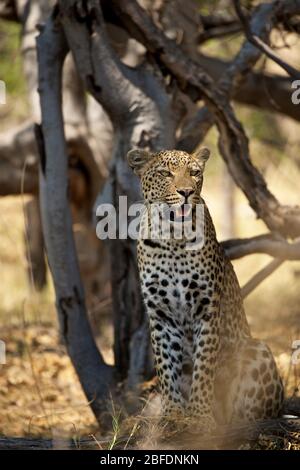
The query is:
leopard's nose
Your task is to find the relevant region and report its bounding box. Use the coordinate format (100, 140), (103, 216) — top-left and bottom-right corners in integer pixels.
(177, 188), (194, 198)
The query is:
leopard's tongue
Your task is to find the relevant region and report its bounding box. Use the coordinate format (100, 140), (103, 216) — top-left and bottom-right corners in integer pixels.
(175, 205), (191, 218)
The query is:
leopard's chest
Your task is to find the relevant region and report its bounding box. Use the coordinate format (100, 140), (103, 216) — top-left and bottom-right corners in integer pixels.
(139, 241), (212, 323)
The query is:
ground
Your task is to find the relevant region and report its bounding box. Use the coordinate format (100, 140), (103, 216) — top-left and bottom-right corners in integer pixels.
(0, 151), (300, 449)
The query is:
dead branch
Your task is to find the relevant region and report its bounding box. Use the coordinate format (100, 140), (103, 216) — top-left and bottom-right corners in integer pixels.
(221, 233), (300, 296)
(199, 23), (241, 42)
(198, 16), (242, 43)
(0, 120), (103, 213)
(177, 57), (300, 152)
(234, 0), (300, 80)
(180, 2), (300, 149)
(190, 0), (291, 136)
(241, 258), (284, 299)
(222, 234), (300, 260)
(176, 0), (300, 183)
(36, 11), (114, 421)
(223, 232), (300, 297)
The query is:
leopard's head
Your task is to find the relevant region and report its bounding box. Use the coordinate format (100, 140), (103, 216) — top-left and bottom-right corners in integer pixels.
(127, 148), (210, 217)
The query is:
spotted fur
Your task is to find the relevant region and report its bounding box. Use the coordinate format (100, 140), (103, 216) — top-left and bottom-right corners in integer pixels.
(128, 148), (284, 431)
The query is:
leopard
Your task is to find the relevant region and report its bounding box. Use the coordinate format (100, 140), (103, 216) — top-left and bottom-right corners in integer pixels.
(127, 147), (284, 433)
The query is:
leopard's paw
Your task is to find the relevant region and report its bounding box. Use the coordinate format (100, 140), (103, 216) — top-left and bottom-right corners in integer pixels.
(187, 414), (217, 435)
(159, 407), (187, 436)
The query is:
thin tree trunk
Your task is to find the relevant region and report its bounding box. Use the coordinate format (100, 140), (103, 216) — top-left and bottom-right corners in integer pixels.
(59, 0), (179, 391)
(36, 13), (114, 423)
(24, 196), (47, 290)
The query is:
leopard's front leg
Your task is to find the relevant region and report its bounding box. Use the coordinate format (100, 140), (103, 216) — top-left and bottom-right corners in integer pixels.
(187, 289), (221, 433)
(148, 308), (185, 418)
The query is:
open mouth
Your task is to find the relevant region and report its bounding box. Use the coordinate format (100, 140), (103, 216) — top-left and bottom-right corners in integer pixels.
(167, 203), (192, 222)
(175, 204), (192, 219)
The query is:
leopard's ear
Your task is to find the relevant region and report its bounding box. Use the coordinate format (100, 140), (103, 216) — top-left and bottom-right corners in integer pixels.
(127, 149), (152, 176)
(192, 146), (210, 168)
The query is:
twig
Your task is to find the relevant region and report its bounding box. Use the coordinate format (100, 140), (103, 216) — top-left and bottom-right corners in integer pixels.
(222, 234), (300, 260)
(233, 0), (300, 79)
(112, 0), (300, 239)
(241, 258), (284, 298)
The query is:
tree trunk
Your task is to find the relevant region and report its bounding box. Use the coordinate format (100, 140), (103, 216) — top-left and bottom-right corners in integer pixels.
(36, 13), (114, 424)
(24, 196), (47, 290)
(59, 0), (179, 393)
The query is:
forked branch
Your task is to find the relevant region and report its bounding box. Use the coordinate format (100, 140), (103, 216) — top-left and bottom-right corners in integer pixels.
(233, 0), (300, 80)
(111, 0), (300, 238)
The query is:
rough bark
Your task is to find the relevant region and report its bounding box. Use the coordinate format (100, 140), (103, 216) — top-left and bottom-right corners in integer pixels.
(36, 12), (114, 422)
(24, 196), (47, 290)
(222, 235), (300, 260)
(3, 1), (299, 122)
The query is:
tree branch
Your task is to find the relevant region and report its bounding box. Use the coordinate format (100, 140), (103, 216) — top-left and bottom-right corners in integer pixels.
(222, 234), (300, 260)
(234, 0), (300, 80)
(198, 14), (242, 43)
(112, 0), (300, 238)
(241, 258), (284, 299)
(222, 233), (300, 296)
(178, 5), (300, 150)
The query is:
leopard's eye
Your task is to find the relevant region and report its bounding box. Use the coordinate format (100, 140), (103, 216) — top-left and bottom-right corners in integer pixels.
(190, 169), (201, 177)
(158, 169), (173, 177)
